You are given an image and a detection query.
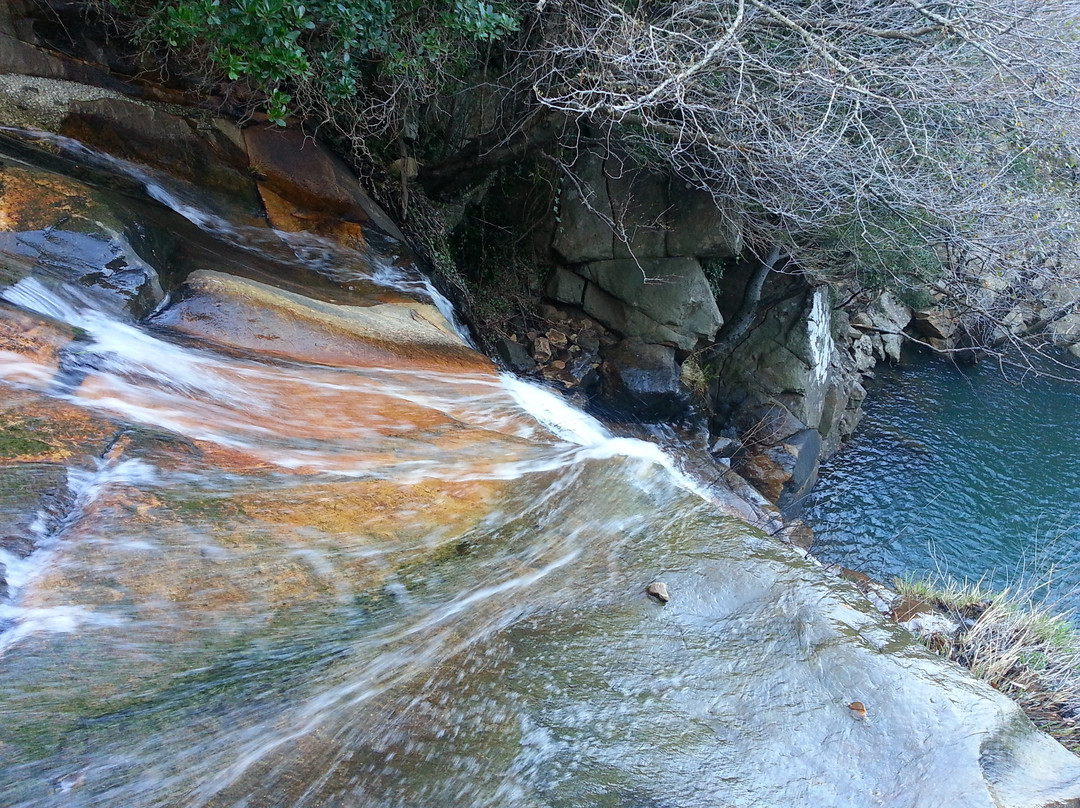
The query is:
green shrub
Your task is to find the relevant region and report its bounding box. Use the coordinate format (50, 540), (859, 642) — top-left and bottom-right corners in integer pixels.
(112, 0), (519, 126)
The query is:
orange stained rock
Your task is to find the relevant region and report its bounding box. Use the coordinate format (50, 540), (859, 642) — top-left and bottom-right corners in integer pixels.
(155, 270), (493, 374)
(73, 361), (530, 476)
(74, 361), (496, 439)
(234, 476), (499, 544)
(17, 471), (504, 629)
(21, 483), (333, 624)
(0, 163), (95, 232)
(0, 384), (116, 463)
(258, 183), (367, 252)
(0, 302), (76, 382)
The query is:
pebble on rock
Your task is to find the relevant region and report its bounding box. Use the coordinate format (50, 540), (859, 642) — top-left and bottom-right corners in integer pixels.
(646, 581), (670, 603)
(848, 701), (867, 719)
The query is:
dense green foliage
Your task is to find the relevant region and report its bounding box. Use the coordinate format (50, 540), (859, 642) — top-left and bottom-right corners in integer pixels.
(115, 0), (519, 125)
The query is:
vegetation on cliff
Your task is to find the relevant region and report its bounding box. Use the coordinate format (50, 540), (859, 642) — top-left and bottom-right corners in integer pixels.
(104, 0), (1080, 348)
(110, 0), (519, 130)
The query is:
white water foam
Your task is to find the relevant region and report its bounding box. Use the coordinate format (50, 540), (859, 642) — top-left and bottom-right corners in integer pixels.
(500, 373), (711, 498)
(0, 458), (155, 654)
(0, 605), (126, 654)
(501, 374), (610, 446)
(3, 277), (248, 401)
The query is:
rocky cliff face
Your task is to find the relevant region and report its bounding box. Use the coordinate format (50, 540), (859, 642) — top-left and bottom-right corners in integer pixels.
(491, 142), (1080, 519)
(482, 146), (923, 519)
(5, 0), (1077, 529)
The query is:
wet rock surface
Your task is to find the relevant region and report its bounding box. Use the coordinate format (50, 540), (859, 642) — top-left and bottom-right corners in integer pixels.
(600, 338), (690, 422)
(0, 22), (1077, 806)
(155, 269), (488, 372)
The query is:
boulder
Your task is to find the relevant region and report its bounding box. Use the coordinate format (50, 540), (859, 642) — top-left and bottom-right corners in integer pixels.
(712, 283), (874, 504)
(494, 336), (534, 373)
(723, 287), (835, 429)
(581, 281), (694, 348)
(868, 291), (911, 329)
(243, 126), (405, 241)
(736, 398), (809, 445)
(0, 161), (165, 318)
(1050, 311), (1080, 347)
(666, 182), (742, 258)
(548, 267), (588, 307)
(599, 338), (689, 421)
(154, 270), (490, 372)
(60, 98), (257, 208)
(850, 311), (875, 330)
(608, 168), (668, 260)
(579, 257), (722, 345)
(780, 519), (815, 550)
(551, 149), (613, 264)
(739, 447), (795, 504)
(852, 334), (876, 372)
(709, 435), (741, 458)
(779, 428), (823, 505)
(739, 428), (820, 508)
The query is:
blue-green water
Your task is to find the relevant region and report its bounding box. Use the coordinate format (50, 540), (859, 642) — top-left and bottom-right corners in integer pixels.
(804, 350), (1080, 611)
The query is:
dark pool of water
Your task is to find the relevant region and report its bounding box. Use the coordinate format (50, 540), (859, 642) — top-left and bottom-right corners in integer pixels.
(803, 349), (1080, 611)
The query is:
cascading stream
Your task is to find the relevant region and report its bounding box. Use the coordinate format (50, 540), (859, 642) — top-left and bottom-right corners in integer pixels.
(0, 130), (1078, 808)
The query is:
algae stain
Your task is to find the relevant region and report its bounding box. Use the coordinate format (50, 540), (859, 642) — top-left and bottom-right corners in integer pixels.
(0, 421), (52, 457)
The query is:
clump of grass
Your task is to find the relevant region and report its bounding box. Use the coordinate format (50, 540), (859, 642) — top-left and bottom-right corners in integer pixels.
(895, 574), (1080, 752)
(895, 573), (995, 616)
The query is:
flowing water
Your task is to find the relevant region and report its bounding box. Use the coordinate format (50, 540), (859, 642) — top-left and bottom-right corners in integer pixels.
(0, 129), (1079, 807)
(805, 352), (1080, 610)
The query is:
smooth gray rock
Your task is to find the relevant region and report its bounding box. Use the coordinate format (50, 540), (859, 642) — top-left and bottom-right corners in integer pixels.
(579, 257), (722, 344)
(552, 149), (614, 264)
(666, 182), (742, 258)
(548, 267), (587, 307)
(600, 338), (689, 422)
(780, 428), (823, 507)
(581, 282), (694, 349)
(494, 337), (534, 373)
(608, 169), (669, 260)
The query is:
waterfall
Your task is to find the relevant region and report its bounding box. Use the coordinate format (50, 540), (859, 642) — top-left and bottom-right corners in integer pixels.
(0, 129), (1077, 808)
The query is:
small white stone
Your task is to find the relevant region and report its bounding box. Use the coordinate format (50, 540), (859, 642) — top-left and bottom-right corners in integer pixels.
(646, 581), (670, 603)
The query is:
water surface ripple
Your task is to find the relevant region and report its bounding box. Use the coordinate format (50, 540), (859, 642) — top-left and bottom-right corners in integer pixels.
(805, 351), (1080, 609)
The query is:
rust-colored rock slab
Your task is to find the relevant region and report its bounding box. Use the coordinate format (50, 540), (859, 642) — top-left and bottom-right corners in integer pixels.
(257, 183), (368, 252)
(243, 126), (406, 241)
(0, 162), (95, 232)
(155, 270), (491, 372)
(0, 384), (115, 463)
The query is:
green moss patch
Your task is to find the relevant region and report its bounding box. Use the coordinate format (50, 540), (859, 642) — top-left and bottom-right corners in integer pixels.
(0, 420), (52, 457)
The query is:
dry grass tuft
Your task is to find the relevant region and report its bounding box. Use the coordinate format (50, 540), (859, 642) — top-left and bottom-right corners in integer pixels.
(895, 575), (1080, 752)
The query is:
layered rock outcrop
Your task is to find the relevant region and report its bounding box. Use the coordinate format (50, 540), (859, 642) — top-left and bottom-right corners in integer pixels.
(546, 149), (733, 353)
